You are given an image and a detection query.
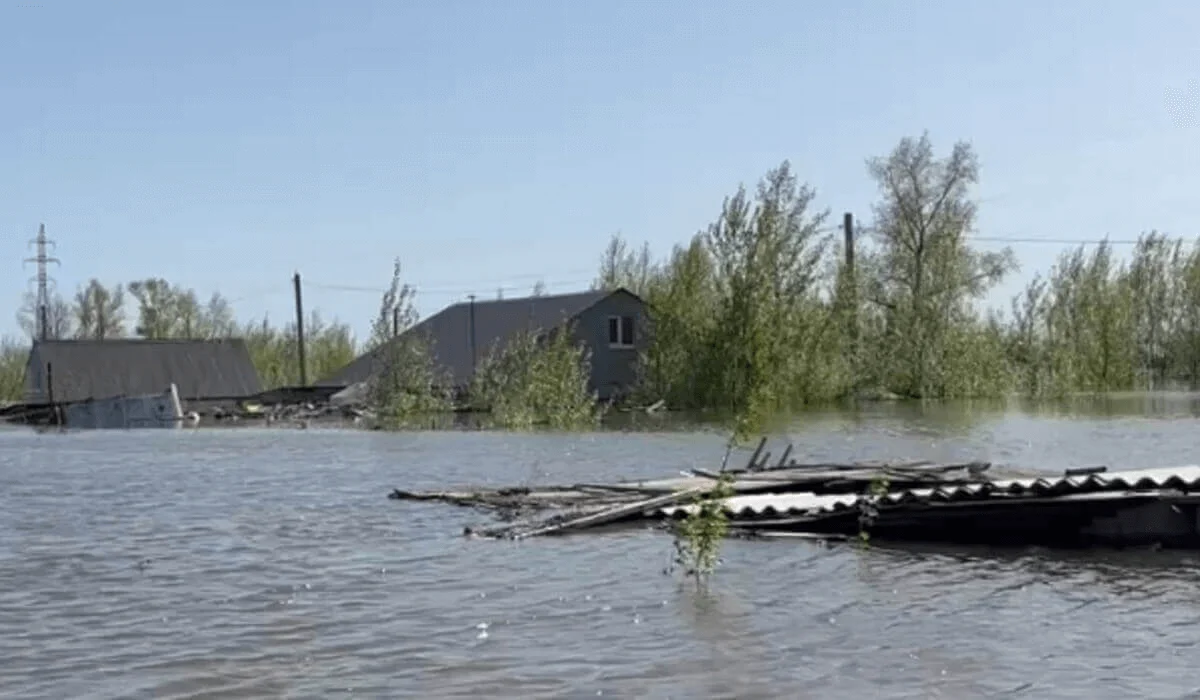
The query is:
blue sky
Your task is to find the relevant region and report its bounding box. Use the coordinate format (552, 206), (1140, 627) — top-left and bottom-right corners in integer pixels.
(1, 0), (1197, 342)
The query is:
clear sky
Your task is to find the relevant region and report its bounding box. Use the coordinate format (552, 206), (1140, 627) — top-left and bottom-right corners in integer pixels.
(1, 0), (1197, 342)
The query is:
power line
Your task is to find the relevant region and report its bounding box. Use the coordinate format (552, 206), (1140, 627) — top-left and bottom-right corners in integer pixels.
(292, 232), (1192, 302)
(968, 235), (1161, 245)
(852, 222), (1184, 246)
(303, 277), (596, 297)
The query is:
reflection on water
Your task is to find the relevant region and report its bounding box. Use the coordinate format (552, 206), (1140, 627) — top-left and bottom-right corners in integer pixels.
(0, 395), (1199, 697)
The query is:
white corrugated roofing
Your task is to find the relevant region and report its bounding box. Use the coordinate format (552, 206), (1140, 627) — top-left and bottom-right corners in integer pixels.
(658, 465), (1200, 519)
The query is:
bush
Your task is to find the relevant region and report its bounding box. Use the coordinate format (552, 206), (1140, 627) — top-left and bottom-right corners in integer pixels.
(469, 324), (599, 430)
(0, 338), (26, 403)
(367, 331), (453, 426)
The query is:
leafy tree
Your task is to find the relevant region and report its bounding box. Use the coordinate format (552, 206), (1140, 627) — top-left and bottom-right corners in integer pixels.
(594, 233), (658, 297)
(73, 279), (126, 340)
(366, 258), (417, 352)
(0, 336), (27, 402)
(17, 290), (73, 341)
(360, 259), (450, 421)
(861, 133), (1016, 397)
(469, 323), (598, 429)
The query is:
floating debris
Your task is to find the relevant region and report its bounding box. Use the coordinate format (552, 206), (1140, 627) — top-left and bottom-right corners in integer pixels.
(389, 438), (1200, 549)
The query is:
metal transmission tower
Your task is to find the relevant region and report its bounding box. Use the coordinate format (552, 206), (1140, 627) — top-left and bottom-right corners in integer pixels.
(23, 223), (60, 341)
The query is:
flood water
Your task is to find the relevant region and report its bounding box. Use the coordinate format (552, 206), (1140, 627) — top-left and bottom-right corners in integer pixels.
(3, 396), (1200, 699)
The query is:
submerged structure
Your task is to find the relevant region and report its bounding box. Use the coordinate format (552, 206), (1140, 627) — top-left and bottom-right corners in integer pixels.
(2, 338), (264, 429)
(23, 338), (263, 406)
(317, 287), (648, 402)
(60, 384), (187, 430)
(389, 439), (1200, 549)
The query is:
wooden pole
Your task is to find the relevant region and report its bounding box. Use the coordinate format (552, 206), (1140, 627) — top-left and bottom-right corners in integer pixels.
(843, 212), (859, 365)
(46, 362), (59, 426)
(392, 306), (400, 337)
(468, 294), (477, 375)
(293, 272), (307, 386)
(843, 212), (855, 276)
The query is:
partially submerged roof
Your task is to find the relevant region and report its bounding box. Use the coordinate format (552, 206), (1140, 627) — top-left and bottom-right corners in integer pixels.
(318, 288), (633, 388)
(25, 338), (264, 403)
(658, 465), (1200, 519)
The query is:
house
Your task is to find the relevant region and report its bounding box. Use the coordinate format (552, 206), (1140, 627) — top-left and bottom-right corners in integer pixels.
(317, 288), (648, 401)
(24, 338), (264, 405)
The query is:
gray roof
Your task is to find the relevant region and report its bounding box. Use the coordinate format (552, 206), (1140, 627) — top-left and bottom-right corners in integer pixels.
(658, 465), (1200, 519)
(25, 338), (264, 403)
(318, 289), (615, 388)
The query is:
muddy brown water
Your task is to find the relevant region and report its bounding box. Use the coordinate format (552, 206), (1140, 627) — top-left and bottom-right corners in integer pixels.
(3, 395), (1200, 698)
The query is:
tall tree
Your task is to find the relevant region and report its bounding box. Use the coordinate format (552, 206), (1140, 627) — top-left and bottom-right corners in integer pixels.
(128, 278), (181, 339)
(302, 311), (357, 381)
(1125, 231), (1180, 386)
(17, 290), (73, 341)
(863, 132), (1015, 397)
(367, 258), (418, 351)
(594, 233), (657, 296)
(175, 288), (204, 338)
(73, 279), (126, 339)
(202, 291), (238, 338)
(703, 160), (831, 418)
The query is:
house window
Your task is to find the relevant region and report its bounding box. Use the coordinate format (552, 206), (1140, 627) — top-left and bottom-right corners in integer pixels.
(608, 315), (635, 348)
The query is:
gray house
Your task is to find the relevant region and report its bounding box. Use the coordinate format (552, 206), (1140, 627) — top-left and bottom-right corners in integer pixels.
(318, 288), (648, 401)
(24, 338), (263, 405)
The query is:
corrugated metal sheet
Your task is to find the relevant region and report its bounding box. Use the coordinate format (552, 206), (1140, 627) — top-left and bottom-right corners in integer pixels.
(25, 339), (263, 403)
(658, 465), (1200, 519)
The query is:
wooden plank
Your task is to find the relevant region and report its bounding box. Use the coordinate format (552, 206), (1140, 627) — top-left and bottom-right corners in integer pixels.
(512, 484), (715, 539)
(745, 437), (768, 471)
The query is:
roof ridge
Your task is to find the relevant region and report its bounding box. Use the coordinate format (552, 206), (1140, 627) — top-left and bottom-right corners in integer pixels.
(445, 288), (608, 307)
(35, 337), (247, 344)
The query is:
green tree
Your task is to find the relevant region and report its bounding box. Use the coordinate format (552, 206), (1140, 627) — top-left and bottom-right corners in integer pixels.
(128, 278), (181, 339)
(73, 279), (126, 339)
(17, 290), (74, 341)
(469, 323), (598, 429)
(594, 233), (658, 297)
(0, 336), (27, 402)
(366, 258), (417, 351)
(242, 311), (357, 390)
(636, 233), (718, 408)
(861, 133), (1016, 397)
(360, 259), (450, 421)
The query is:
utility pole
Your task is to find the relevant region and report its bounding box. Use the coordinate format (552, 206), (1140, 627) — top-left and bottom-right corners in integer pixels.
(23, 223), (60, 342)
(843, 212), (859, 367)
(392, 306), (400, 337)
(293, 272), (307, 386)
(468, 294), (477, 375)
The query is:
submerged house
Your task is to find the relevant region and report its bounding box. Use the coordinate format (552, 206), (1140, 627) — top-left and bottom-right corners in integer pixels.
(318, 288), (648, 401)
(24, 338), (264, 408)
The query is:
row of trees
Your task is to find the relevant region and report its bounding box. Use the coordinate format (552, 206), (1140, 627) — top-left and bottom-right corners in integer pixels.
(5, 132), (1195, 424)
(0, 277), (358, 401)
(1007, 233), (1200, 395)
(0, 259), (597, 428)
(595, 132), (1199, 419)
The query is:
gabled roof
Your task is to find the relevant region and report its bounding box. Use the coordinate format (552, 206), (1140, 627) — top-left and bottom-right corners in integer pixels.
(25, 338), (263, 403)
(318, 288), (637, 388)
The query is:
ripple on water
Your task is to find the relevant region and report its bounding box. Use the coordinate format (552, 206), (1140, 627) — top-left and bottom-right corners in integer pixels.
(3, 421), (1200, 697)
